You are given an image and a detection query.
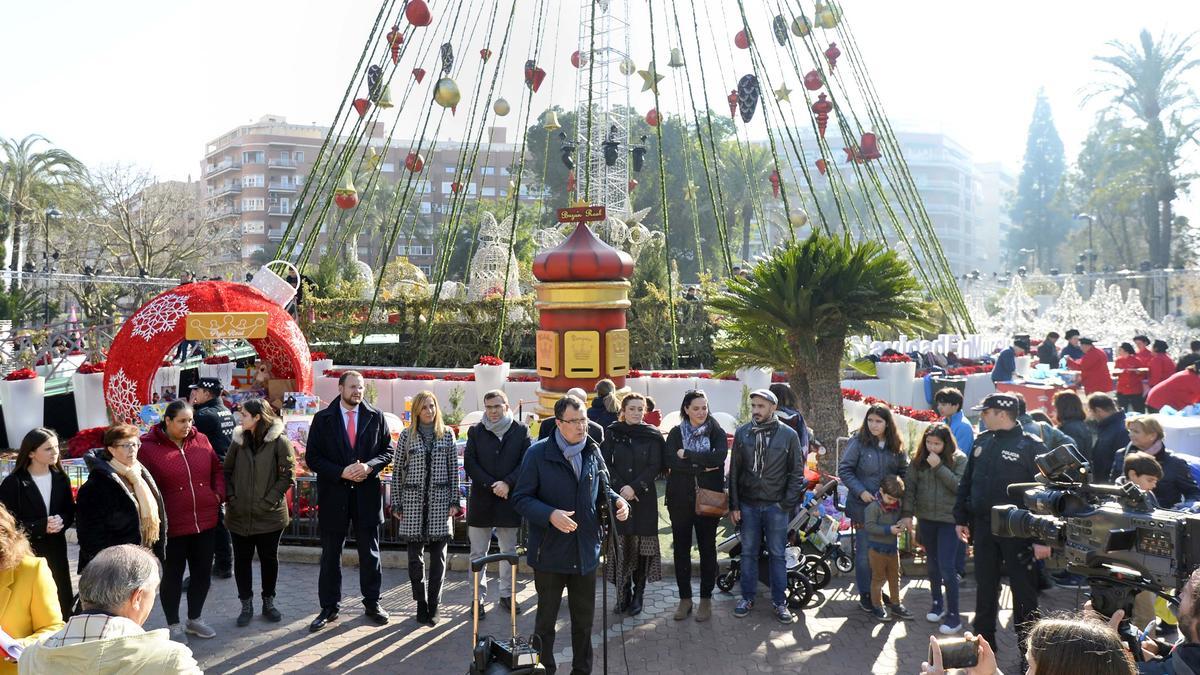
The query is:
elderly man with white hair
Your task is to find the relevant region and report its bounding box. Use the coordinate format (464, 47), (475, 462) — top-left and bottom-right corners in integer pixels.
(18, 544), (201, 674)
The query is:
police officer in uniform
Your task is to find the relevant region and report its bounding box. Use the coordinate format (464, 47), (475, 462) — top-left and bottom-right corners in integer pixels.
(953, 393), (1051, 672)
(190, 377), (236, 578)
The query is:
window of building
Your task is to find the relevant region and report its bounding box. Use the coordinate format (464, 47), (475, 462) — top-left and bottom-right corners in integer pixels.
(444, 166), (456, 174)
(481, 186), (496, 197)
(418, 265), (432, 276)
(279, 150), (291, 161)
(441, 182), (454, 194)
(419, 180), (433, 194)
(294, 151), (304, 162)
(241, 198), (265, 211)
(242, 174), (264, 188)
(481, 166), (496, 175)
(382, 163), (395, 173)
(420, 201), (432, 214)
(241, 221), (265, 235)
(242, 245), (265, 259)
(500, 189), (508, 197)
(242, 151), (264, 164)
(501, 166), (511, 175)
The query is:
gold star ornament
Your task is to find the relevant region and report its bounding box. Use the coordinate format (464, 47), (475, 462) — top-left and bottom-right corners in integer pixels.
(774, 84), (792, 102)
(637, 62), (665, 93)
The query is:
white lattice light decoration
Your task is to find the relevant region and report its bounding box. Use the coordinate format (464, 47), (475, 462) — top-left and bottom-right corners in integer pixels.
(468, 212), (521, 300)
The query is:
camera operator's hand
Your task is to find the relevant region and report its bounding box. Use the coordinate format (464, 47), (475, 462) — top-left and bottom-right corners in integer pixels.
(1032, 544), (1052, 560)
(956, 525), (971, 543)
(921, 633), (997, 675)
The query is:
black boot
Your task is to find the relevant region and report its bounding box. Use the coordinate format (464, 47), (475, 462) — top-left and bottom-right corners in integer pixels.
(262, 595), (281, 622)
(416, 600), (430, 625)
(628, 559), (647, 616)
(237, 598), (254, 627)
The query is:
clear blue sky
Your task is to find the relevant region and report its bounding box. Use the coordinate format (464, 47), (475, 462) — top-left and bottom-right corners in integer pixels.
(2, 0), (1196, 207)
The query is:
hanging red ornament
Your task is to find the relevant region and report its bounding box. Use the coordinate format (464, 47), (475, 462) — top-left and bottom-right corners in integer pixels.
(628, 178), (638, 192)
(570, 50), (583, 68)
(811, 93), (833, 138)
(386, 25), (404, 64)
(858, 132), (882, 161)
(405, 0), (432, 27)
(334, 192), (359, 209)
(727, 90), (739, 118)
(816, 159), (828, 176)
(645, 108), (660, 126)
(480, 48), (492, 62)
(567, 169), (576, 193)
(734, 30), (750, 49)
(769, 170), (780, 198)
(803, 70), (823, 91)
(352, 98), (371, 117)
(825, 42), (841, 71)
(412, 68), (426, 83)
(404, 152), (425, 172)
(451, 181), (463, 194)
(842, 146), (862, 164)
(524, 61), (547, 93)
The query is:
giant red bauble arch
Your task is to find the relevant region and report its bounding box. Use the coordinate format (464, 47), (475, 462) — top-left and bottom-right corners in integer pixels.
(103, 281), (313, 423)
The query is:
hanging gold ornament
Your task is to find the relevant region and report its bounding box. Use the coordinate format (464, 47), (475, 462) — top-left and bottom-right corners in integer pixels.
(790, 15), (811, 37)
(619, 57), (637, 76)
(637, 62), (665, 93)
(683, 182), (698, 202)
(433, 77), (461, 109)
(542, 110), (562, 132)
(667, 48), (685, 68)
(376, 85), (395, 109)
(815, 1), (839, 29)
(493, 97), (511, 116)
(774, 84), (792, 102)
(365, 146), (381, 171)
(789, 210), (809, 228)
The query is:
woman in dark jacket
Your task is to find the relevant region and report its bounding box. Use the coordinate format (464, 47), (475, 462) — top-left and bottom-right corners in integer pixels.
(138, 399), (225, 643)
(664, 390), (728, 622)
(1052, 391), (1095, 464)
(588, 379), (621, 429)
(0, 428), (76, 618)
(464, 389), (530, 617)
(601, 393), (664, 616)
(76, 425), (168, 571)
(838, 404), (908, 613)
(224, 399), (296, 627)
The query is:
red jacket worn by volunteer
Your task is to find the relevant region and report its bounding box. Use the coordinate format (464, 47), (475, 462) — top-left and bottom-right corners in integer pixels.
(139, 424), (226, 537)
(1115, 355), (1144, 396)
(1149, 352), (1176, 388)
(1146, 368), (1200, 411)
(1068, 347), (1113, 394)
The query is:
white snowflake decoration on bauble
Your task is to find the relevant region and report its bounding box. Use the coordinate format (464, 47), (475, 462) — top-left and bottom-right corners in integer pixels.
(106, 368), (141, 422)
(130, 294), (190, 341)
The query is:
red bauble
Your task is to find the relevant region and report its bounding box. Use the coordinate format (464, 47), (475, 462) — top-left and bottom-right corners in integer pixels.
(335, 192), (359, 209)
(405, 153), (425, 172)
(825, 42), (841, 71)
(811, 93), (833, 137)
(628, 178), (638, 192)
(480, 48), (492, 61)
(412, 68), (426, 83)
(803, 70), (823, 91)
(816, 159), (828, 176)
(451, 181), (462, 194)
(525, 65), (547, 93)
(405, 0), (432, 27)
(570, 50), (582, 68)
(352, 98), (371, 117)
(734, 30), (750, 49)
(645, 108), (660, 126)
(769, 170), (780, 198)
(727, 90), (739, 118)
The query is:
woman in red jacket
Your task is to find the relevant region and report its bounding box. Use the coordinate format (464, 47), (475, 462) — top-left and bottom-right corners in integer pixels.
(1146, 365), (1200, 413)
(139, 399), (225, 644)
(1067, 338), (1114, 395)
(1148, 339), (1176, 389)
(1114, 342), (1146, 413)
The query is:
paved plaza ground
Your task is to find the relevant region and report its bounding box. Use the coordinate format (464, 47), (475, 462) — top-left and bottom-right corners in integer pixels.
(53, 543), (1087, 674)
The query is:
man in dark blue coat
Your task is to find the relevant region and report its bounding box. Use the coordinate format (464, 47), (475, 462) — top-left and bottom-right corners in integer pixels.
(513, 395), (629, 675)
(305, 370), (394, 632)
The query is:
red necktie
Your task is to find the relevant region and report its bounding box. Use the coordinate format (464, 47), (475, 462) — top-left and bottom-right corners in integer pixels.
(346, 409), (357, 449)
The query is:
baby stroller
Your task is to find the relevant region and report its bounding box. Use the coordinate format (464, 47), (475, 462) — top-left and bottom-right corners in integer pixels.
(790, 478), (854, 592)
(716, 514), (817, 609)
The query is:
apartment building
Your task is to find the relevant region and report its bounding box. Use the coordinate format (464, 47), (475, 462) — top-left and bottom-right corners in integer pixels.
(202, 115), (529, 277)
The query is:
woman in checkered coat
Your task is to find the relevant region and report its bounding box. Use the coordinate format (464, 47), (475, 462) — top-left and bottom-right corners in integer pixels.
(390, 390), (462, 626)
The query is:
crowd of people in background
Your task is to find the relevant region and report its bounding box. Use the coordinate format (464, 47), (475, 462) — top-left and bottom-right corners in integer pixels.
(10, 322), (1200, 673)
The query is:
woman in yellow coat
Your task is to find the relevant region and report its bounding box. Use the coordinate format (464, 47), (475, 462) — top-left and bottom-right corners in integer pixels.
(0, 503), (63, 672)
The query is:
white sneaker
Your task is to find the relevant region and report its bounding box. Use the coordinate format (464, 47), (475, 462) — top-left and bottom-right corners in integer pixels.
(926, 608), (946, 623)
(185, 618), (216, 639)
(939, 620), (964, 634)
(168, 623), (189, 645)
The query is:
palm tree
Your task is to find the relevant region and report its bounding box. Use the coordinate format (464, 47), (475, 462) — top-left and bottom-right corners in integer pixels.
(0, 135), (85, 285)
(717, 141), (775, 265)
(1084, 30), (1200, 267)
(708, 233), (932, 469)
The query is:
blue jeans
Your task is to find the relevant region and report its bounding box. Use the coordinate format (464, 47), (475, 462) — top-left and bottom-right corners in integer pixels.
(855, 526), (872, 601)
(739, 502), (789, 606)
(918, 519), (960, 624)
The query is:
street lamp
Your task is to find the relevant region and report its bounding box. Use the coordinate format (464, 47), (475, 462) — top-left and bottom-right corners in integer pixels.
(42, 207), (61, 325)
(1074, 213), (1095, 273)
(1018, 247), (1036, 273)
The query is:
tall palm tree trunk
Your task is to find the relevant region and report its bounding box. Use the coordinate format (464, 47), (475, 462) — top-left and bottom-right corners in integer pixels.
(804, 334), (850, 475)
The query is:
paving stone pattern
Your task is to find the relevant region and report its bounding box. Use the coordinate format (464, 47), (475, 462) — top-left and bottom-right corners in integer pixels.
(62, 544), (1085, 674)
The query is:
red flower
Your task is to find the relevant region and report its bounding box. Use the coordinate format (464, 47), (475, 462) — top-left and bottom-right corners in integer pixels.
(77, 361), (107, 375)
(841, 388), (864, 401)
(909, 409), (941, 422)
(443, 374), (475, 382)
(203, 355), (231, 365)
(627, 369), (643, 378)
(477, 355), (504, 366)
(67, 349), (85, 356)
(36, 354), (52, 366)
(879, 354), (913, 363)
(161, 360), (174, 367)
(323, 369), (343, 378)
(508, 374), (539, 382)
(771, 373), (787, 382)
(310, 352), (328, 361)
(3, 368), (37, 382)
(863, 395), (882, 406)
(66, 426), (108, 459)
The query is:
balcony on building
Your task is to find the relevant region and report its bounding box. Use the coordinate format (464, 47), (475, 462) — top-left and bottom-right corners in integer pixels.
(208, 181), (243, 198)
(269, 158), (298, 169)
(205, 206), (243, 221)
(268, 204), (294, 216)
(268, 179), (299, 193)
(267, 226), (286, 242)
(205, 159), (242, 177)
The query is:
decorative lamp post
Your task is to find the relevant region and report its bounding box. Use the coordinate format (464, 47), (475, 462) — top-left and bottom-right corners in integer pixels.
(532, 205), (633, 416)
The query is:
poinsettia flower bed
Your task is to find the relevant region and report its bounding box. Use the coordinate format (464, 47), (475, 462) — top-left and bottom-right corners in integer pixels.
(310, 352), (328, 361)
(508, 374), (538, 382)
(841, 388), (864, 401)
(946, 365), (993, 376)
(878, 353), (913, 363)
(203, 355), (231, 365)
(76, 361), (107, 375)
(443, 374), (475, 382)
(67, 426), (107, 459)
(4, 368), (37, 381)
(478, 355), (503, 366)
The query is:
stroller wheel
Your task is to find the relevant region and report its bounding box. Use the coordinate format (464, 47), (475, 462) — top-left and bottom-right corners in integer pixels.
(835, 553), (854, 574)
(800, 555), (832, 591)
(786, 571), (815, 610)
(717, 569), (737, 592)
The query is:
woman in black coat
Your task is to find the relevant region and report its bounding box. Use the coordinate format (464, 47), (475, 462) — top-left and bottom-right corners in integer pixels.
(601, 392), (664, 616)
(664, 390), (729, 622)
(0, 428), (76, 618)
(463, 390), (531, 615)
(75, 425), (168, 573)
